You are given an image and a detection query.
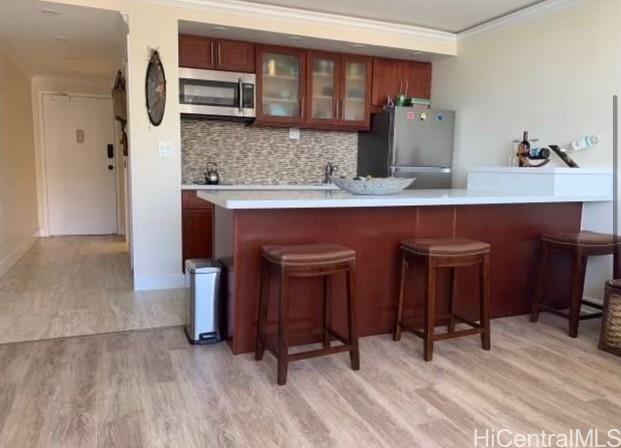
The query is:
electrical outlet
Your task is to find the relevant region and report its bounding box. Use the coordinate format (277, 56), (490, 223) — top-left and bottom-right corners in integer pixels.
(288, 128), (300, 141)
(158, 141), (173, 157)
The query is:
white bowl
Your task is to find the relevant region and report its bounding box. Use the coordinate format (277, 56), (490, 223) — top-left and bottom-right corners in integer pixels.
(332, 177), (415, 195)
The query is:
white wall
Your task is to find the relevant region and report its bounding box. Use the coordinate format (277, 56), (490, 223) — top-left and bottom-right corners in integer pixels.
(432, 0), (621, 300)
(433, 0), (620, 185)
(0, 47), (39, 276)
(124, 8), (183, 290)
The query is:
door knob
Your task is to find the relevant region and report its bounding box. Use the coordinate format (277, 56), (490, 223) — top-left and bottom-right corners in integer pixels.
(108, 165), (114, 170)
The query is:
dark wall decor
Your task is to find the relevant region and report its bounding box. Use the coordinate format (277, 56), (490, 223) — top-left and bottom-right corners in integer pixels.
(146, 49), (166, 126)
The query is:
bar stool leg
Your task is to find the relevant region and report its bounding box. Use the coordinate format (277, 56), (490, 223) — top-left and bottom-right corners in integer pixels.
(424, 260), (437, 362)
(531, 241), (548, 323)
(277, 269), (290, 385)
(568, 253), (586, 338)
(448, 267), (457, 333)
(346, 264), (360, 370)
(393, 253), (407, 342)
(480, 254), (491, 350)
(322, 276), (331, 348)
(255, 259), (270, 361)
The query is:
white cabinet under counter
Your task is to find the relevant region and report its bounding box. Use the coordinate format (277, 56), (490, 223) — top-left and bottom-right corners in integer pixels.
(467, 167), (612, 197)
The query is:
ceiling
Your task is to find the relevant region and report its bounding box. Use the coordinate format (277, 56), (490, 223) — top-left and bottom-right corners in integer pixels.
(236, 0), (545, 33)
(0, 0), (126, 80)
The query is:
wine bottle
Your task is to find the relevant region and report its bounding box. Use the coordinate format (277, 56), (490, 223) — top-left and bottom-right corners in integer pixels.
(517, 131), (531, 167)
(520, 131), (531, 152)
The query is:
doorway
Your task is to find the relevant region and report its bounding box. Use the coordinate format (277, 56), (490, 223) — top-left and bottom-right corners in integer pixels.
(42, 94), (118, 235)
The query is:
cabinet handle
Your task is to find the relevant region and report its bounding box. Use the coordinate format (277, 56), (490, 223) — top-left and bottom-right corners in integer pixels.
(405, 81), (409, 97)
(217, 42), (222, 66)
(399, 79), (403, 96)
(300, 95), (305, 117)
(335, 99), (339, 120)
(210, 42), (215, 66)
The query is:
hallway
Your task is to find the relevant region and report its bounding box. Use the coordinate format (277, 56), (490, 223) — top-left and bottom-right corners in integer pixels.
(0, 236), (186, 345)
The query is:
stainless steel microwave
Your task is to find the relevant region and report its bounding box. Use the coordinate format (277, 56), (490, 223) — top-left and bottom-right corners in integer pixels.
(179, 68), (256, 119)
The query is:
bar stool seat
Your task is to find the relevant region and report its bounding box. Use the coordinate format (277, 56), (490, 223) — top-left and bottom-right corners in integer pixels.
(255, 243), (359, 385)
(394, 237), (491, 361)
(542, 231), (617, 249)
(402, 238), (490, 257)
(263, 244), (355, 266)
(532, 231), (619, 337)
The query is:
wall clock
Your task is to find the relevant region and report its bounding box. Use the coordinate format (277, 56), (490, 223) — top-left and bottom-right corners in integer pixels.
(145, 50), (166, 126)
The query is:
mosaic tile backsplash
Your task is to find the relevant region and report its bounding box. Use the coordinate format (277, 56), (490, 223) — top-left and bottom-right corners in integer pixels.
(181, 119), (358, 184)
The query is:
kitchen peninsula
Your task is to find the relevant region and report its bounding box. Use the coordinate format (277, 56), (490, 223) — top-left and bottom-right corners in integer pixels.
(199, 182), (611, 354)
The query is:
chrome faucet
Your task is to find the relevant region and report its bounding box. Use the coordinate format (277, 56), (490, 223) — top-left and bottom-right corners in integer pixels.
(324, 162), (338, 184)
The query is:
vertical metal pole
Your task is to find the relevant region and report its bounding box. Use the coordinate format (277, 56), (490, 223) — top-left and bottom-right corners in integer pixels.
(614, 95), (619, 279)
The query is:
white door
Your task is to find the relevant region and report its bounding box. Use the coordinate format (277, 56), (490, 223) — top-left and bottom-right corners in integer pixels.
(43, 94), (117, 235)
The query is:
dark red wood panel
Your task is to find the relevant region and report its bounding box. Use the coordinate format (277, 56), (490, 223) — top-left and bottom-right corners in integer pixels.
(179, 34), (214, 69)
(181, 191), (214, 269)
(216, 39), (255, 73)
(226, 203), (583, 354)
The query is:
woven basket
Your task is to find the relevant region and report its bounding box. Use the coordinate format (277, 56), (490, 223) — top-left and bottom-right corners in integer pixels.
(600, 280), (621, 356)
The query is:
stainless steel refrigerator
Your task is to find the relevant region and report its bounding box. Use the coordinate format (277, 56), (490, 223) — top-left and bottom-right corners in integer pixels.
(357, 107), (455, 188)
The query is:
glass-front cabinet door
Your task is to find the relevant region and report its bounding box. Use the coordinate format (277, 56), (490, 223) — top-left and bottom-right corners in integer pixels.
(306, 51), (339, 126)
(257, 46), (305, 124)
(339, 55), (371, 128)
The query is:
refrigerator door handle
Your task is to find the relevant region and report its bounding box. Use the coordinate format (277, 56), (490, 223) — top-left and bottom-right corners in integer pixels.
(390, 166), (452, 174)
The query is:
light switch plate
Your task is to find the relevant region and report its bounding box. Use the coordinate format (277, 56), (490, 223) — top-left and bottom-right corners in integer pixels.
(158, 141), (173, 157)
(288, 128), (300, 141)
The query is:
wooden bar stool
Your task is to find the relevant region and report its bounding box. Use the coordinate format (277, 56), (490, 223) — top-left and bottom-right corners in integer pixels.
(255, 243), (360, 385)
(393, 238), (491, 361)
(531, 231), (618, 338)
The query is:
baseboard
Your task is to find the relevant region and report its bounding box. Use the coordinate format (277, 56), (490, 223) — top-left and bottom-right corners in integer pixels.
(0, 231), (39, 278)
(134, 273), (185, 291)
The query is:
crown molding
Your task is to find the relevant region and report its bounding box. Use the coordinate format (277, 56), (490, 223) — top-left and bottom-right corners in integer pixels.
(138, 0), (457, 43)
(458, 0), (585, 40)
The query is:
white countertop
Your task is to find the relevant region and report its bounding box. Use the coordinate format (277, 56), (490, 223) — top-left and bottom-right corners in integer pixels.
(182, 184), (339, 191)
(468, 167), (612, 175)
(198, 188), (611, 210)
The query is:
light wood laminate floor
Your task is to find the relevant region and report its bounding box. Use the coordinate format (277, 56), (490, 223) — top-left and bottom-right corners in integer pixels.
(0, 236), (186, 344)
(0, 314), (619, 447)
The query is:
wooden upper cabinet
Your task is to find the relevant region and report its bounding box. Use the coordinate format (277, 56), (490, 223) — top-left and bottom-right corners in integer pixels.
(339, 54), (371, 129)
(371, 57), (432, 109)
(179, 35), (255, 73)
(305, 51), (371, 130)
(256, 45), (306, 125)
(215, 39), (255, 73)
(179, 34), (214, 69)
(371, 58), (401, 108)
(306, 51), (340, 127)
(400, 60), (432, 99)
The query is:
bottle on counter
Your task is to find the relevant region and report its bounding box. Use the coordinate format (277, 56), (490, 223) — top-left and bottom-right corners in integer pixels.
(517, 131), (531, 167)
(565, 135), (598, 152)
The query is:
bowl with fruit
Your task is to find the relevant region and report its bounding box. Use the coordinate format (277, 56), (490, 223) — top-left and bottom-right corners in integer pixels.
(332, 176), (415, 195)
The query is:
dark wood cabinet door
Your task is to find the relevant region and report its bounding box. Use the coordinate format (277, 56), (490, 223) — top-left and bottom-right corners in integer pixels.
(371, 58), (401, 108)
(179, 34), (214, 69)
(305, 50), (340, 127)
(182, 191), (213, 269)
(216, 39), (255, 73)
(182, 208), (213, 264)
(256, 45), (306, 126)
(399, 61), (432, 99)
(338, 54), (371, 129)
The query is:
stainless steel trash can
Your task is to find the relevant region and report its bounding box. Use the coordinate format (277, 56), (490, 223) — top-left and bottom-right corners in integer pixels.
(185, 259), (223, 344)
